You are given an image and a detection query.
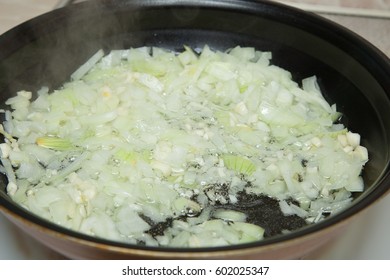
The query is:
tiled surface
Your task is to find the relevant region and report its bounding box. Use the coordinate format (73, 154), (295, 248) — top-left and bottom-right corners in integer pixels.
(279, 0), (390, 10)
(276, 0), (390, 18)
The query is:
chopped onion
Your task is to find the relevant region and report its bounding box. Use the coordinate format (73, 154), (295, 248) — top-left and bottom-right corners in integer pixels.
(0, 46), (368, 247)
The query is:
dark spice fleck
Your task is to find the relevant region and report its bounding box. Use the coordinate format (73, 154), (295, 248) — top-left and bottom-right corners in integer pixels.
(215, 191), (308, 237)
(141, 185), (308, 240)
(204, 182), (231, 205)
(145, 217), (174, 237)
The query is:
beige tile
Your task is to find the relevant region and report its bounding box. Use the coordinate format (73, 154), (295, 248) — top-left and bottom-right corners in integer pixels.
(276, 0), (390, 10)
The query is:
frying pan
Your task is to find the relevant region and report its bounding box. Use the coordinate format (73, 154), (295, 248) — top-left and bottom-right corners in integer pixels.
(0, 0), (389, 259)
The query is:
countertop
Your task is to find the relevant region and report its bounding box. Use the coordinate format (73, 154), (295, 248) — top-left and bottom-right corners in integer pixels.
(0, 0), (389, 260)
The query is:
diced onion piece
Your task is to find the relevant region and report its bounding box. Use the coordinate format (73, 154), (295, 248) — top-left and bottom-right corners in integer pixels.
(71, 49), (105, 81)
(213, 209), (247, 222)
